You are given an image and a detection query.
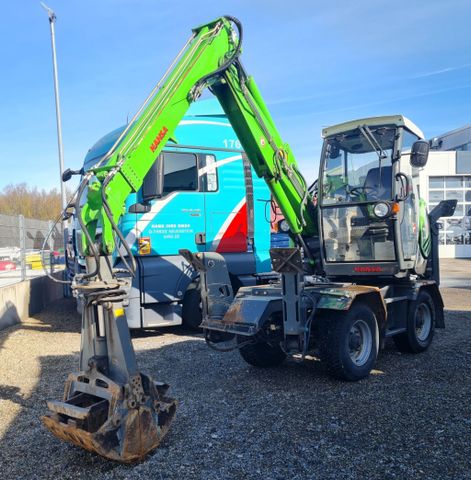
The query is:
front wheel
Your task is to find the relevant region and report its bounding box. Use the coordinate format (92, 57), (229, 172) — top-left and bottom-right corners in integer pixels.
(319, 302), (378, 381)
(237, 335), (286, 367)
(182, 283), (202, 330)
(393, 290), (435, 353)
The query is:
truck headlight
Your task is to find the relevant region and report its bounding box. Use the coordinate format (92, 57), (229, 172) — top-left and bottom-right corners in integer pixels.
(373, 202), (390, 219)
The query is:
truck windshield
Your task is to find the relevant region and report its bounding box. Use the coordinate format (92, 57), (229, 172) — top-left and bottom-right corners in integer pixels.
(321, 126), (396, 205)
(83, 126), (127, 171)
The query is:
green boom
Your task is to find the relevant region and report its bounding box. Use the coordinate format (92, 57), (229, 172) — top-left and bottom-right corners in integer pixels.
(80, 16), (317, 256)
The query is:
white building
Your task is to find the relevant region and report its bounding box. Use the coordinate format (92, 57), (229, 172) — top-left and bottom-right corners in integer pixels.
(419, 125), (471, 258)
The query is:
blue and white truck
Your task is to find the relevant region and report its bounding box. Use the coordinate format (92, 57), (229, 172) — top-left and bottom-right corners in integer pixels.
(72, 99), (274, 329)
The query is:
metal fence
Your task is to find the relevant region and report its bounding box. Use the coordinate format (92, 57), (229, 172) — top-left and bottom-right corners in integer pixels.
(0, 213), (65, 287)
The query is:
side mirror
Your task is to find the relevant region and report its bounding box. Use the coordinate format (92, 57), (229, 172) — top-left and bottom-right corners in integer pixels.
(429, 199), (457, 223)
(142, 155), (164, 200)
(62, 168), (73, 182)
(410, 140), (430, 168)
(62, 167), (84, 182)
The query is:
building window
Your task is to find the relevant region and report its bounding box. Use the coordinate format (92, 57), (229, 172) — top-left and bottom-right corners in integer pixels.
(429, 190), (444, 203)
(428, 175), (471, 245)
(446, 189), (463, 202)
(429, 176), (444, 189)
(445, 176), (463, 188)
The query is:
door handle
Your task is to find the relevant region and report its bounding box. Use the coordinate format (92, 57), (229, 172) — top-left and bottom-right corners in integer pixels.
(195, 232), (206, 245)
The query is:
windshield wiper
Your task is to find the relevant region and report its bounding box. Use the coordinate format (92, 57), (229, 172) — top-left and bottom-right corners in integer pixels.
(358, 125), (389, 196)
(359, 125), (387, 161)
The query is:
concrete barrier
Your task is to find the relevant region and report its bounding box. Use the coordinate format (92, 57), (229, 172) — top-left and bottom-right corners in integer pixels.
(0, 273), (64, 330)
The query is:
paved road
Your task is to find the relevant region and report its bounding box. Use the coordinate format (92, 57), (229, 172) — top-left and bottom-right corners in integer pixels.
(439, 258), (471, 288)
(0, 258), (469, 289)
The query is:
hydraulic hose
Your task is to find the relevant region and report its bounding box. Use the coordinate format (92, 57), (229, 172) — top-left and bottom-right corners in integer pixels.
(100, 170), (137, 277)
(191, 15), (243, 99)
(74, 175), (102, 279)
(40, 190), (78, 284)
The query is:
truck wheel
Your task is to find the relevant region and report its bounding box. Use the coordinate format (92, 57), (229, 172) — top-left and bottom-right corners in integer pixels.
(319, 302), (378, 381)
(182, 283), (202, 330)
(237, 335), (286, 367)
(393, 290), (435, 353)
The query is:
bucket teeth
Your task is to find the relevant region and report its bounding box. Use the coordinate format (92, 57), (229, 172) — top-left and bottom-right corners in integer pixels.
(42, 369), (177, 463)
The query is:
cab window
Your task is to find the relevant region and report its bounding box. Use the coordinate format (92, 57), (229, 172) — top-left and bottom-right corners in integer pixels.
(162, 152), (198, 193)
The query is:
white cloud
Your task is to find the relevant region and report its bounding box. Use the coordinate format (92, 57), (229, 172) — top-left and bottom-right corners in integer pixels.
(410, 63), (471, 79)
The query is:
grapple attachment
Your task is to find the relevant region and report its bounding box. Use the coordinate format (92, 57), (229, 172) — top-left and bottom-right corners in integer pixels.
(42, 368), (176, 462)
(42, 266), (177, 463)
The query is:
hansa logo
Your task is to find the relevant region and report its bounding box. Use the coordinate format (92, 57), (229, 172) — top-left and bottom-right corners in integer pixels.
(353, 266), (383, 273)
(150, 126), (168, 153)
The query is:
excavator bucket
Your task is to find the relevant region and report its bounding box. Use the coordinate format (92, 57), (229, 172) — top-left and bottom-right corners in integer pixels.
(42, 369), (176, 462)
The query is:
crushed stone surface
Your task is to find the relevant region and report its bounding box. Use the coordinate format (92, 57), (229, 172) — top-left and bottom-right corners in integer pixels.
(0, 288), (470, 479)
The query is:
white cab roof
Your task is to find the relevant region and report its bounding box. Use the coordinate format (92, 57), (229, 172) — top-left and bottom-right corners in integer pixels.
(322, 115), (424, 140)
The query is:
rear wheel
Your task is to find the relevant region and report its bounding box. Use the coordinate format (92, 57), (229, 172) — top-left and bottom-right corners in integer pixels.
(393, 290), (435, 353)
(237, 335), (286, 367)
(319, 302), (378, 381)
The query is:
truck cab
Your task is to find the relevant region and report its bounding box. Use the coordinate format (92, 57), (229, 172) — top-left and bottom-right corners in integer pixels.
(73, 99), (273, 328)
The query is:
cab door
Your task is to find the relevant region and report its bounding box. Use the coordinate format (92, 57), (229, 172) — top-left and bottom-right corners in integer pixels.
(204, 152), (249, 253)
(135, 151), (206, 255)
(396, 131), (420, 263)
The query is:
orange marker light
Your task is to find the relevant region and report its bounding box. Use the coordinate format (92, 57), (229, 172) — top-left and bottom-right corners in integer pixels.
(391, 202), (400, 214)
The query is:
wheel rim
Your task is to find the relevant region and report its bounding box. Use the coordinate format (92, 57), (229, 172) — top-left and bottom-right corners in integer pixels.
(415, 303), (432, 341)
(348, 319), (373, 366)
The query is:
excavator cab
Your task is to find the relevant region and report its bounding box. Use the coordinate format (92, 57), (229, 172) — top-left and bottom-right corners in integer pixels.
(318, 116), (430, 279)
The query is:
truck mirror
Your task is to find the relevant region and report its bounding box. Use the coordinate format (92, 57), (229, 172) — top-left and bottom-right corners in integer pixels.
(142, 155), (165, 200)
(62, 167), (84, 182)
(410, 140), (429, 168)
(429, 199), (457, 222)
(62, 168), (73, 182)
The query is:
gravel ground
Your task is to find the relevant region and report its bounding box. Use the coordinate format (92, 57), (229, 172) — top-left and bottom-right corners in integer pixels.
(0, 289), (470, 480)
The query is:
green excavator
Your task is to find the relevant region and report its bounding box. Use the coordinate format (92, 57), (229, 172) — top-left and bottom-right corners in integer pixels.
(42, 16), (455, 462)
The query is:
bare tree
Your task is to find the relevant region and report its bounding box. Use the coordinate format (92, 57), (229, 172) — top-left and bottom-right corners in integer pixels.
(0, 183), (67, 220)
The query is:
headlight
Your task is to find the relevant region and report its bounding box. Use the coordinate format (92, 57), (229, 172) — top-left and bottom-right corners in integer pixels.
(279, 219), (290, 232)
(373, 202), (390, 218)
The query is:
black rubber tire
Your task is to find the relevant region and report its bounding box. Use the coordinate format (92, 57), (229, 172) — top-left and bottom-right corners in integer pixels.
(237, 335), (286, 367)
(319, 302), (378, 381)
(182, 283), (202, 330)
(393, 290), (435, 353)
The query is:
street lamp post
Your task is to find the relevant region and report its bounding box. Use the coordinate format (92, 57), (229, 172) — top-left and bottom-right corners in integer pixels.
(41, 2), (67, 213)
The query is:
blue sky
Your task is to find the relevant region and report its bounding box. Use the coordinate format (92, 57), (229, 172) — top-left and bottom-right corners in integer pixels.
(1, 0), (471, 190)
